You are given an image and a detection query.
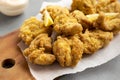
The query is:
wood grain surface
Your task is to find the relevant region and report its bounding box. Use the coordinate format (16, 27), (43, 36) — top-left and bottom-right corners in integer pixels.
(0, 30), (35, 80)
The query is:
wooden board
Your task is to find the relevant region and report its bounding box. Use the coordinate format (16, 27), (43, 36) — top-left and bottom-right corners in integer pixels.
(0, 30), (35, 80)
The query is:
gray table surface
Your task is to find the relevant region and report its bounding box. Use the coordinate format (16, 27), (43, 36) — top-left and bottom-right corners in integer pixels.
(0, 0), (120, 80)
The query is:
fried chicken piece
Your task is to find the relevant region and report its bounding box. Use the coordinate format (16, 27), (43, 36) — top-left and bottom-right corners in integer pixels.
(24, 33), (56, 65)
(53, 36), (84, 67)
(19, 17), (52, 45)
(93, 12), (120, 34)
(96, 0), (120, 13)
(79, 30), (113, 54)
(70, 10), (93, 30)
(106, 1), (120, 13)
(54, 14), (83, 35)
(42, 5), (69, 20)
(71, 0), (97, 14)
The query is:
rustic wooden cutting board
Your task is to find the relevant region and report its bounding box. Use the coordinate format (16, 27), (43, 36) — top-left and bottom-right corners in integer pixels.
(0, 30), (35, 80)
(0, 30), (60, 80)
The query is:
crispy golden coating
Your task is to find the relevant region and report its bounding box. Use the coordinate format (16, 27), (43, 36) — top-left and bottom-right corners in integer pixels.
(71, 0), (97, 14)
(79, 30), (113, 54)
(70, 10), (88, 23)
(70, 10), (93, 30)
(24, 33), (56, 65)
(53, 36), (84, 67)
(71, 0), (120, 14)
(54, 14), (83, 35)
(42, 5), (69, 20)
(93, 12), (120, 34)
(96, 0), (120, 13)
(19, 17), (52, 45)
(19, 1), (120, 67)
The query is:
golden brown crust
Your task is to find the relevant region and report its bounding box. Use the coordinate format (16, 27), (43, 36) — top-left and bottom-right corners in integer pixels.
(93, 12), (120, 34)
(24, 33), (56, 65)
(71, 0), (97, 14)
(53, 36), (83, 67)
(71, 0), (120, 14)
(19, 17), (51, 45)
(79, 30), (113, 54)
(54, 14), (83, 35)
(19, 1), (120, 67)
(96, 0), (120, 13)
(70, 10), (93, 30)
(42, 5), (70, 20)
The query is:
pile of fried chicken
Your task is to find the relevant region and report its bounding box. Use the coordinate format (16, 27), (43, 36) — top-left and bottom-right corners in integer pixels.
(19, 0), (120, 67)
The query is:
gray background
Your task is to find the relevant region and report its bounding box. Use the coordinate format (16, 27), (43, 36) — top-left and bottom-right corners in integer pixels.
(0, 0), (120, 80)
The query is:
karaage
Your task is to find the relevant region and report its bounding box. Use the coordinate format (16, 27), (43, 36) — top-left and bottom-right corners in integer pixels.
(54, 14), (83, 35)
(71, 0), (97, 14)
(79, 30), (113, 54)
(96, 0), (120, 13)
(53, 36), (84, 67)
(19, 0), (120, 67)
(70, 10), (93, 30)
(24, 33), (56, 65)
(19, 17), (52, 45)
(93, 12), (120, 34)
(42, 5), (69, 20)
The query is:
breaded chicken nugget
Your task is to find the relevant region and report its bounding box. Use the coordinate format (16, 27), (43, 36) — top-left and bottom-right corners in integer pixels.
(96, 0), (120, 13)
(54, 14), (83, 35)
(93, 12), (120, 34)
(70, 10), (93, 30)
(19, 17), (52, 45)
(71, 0), (97, 14)
(53, 36), (83, 67)
(42, 5), (69, 20)
(24, 33), (56, 65)
(79, 30), (113, 54)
